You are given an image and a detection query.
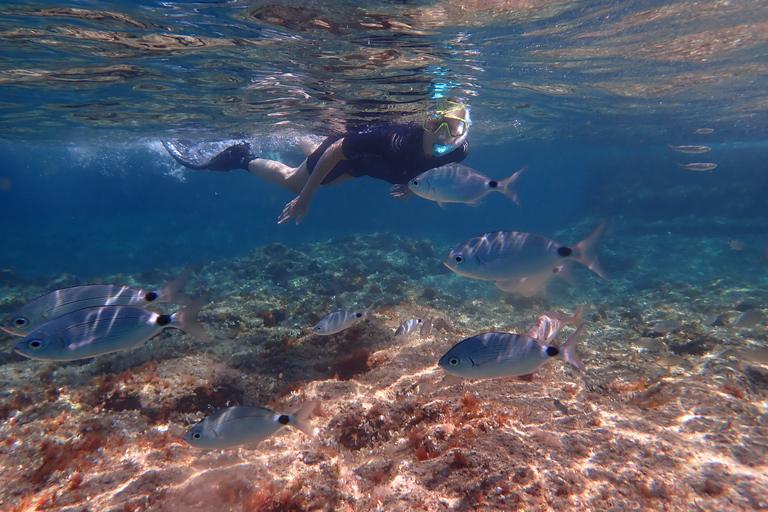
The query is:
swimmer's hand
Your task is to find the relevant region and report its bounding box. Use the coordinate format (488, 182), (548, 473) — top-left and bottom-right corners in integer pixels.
(390, 184), (414, 202)
(278, 196), (310, 225)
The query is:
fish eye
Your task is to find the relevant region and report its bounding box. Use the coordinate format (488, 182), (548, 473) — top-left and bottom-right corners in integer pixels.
(28, 339), (44, 351)
(14, 317), (27, 326)
(448, 357), (460, 367)
(192, 432), (202, 439)
(412, 179), (419, 186)
(453, 255), (463, 263)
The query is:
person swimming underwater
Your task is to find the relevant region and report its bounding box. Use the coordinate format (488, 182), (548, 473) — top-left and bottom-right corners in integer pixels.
(163, 97), (471, 225)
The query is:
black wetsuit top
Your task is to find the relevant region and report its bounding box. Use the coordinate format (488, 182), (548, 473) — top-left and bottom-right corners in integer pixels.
(307, 123), (469, 185)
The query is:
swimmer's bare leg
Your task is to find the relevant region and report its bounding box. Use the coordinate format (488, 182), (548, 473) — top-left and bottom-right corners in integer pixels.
(298, 137), (321, 157)
(247, 158), (309, 194)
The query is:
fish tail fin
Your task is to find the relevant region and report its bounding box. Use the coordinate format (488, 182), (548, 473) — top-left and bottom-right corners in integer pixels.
(560, 324), (585, 372)
(156, 266), (194, 305)
(571, 304), (591, 326)
(572, 222), (610, 281)
(420, 318), (433, 338)
(290, 401), (318, 439)
(497, 165), (528, 207)
(363, 303), (376, 322)
(173, 294), (211, 342)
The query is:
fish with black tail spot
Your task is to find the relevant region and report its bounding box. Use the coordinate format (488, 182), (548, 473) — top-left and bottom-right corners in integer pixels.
(183, 402), (317, 450)
(445, 223), (609, 285)
(439, 325), (585, 379)
(0, 267), (194, 336)
(395, 317), (432, 338)
(312, 304), (375, 335)
(13, 295), (210, 361)
(408, 163), (528, 207)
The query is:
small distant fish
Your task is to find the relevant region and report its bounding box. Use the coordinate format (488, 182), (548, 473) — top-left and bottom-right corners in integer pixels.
(738, 347), (768, 364)
(651, 319), (684, 334)
(0, 268), (194, 336)
(728, 239), (744, 251)
(408, 164), (528, 207)
(677, 163), (717, 171)
(631, 337), (662, 350)
(653, 355), (687, 367)
(703, 313), (727, 326)
(312, 304), (374, 335)
(445, 223), (609, 285)
(667, 144), (711, 154)
(525, 305), (589, 345)
(183, 402), (317, 450)
(733, 310), (766, 328)
(438, 325), (584, 379)
(395, 317), (430, 337)
(695, 128), (714, 135)
(13, 296), (210, 361)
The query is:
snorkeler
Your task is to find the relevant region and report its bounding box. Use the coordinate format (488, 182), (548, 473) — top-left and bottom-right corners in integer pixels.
(163, 97), (471, 225)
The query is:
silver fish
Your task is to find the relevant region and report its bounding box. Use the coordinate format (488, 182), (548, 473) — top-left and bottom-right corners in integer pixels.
(395, 317), (431, 337)
(695, 128), (714, 135)
(183, 402), (317, 450)
(738, 347), (768, 364)
(677, 163), (717, 171)
(312, 304), (374, 335)
(734, 310), (766, 328)
(651, 319), (683, 334)
(667, 144), (711, 154)
(408, 164), (528, 206)
(395, 318), (421, 337)
(0, 268), (193, 336)
(653, 355), (687, 367)
(439, 325), (584, 379)
(525, 305), (589, 345)
(445, 223), (609, 284)
(631, 337), (662, 350)
(13, 296), (210, 361)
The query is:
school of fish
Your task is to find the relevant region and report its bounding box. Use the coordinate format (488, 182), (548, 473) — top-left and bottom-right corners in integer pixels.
(5, 143), (765, 459)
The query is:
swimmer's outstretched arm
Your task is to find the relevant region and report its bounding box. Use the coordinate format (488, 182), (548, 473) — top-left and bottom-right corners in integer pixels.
(278, 139), (346, 225)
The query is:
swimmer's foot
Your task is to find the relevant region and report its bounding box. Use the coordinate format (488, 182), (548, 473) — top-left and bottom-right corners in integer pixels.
(163, 140), (255, 172)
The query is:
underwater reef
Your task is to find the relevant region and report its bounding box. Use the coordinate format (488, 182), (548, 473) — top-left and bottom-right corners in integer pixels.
(1, 229), (767, 511)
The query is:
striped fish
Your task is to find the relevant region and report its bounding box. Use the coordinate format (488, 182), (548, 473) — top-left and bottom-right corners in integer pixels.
(1, 268), (193, 336)
(13, 295), (209, 361)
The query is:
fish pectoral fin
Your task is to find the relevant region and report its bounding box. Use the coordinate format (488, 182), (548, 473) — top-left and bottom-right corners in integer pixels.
(437, 201), (448, 209)
(493, 278), (520, 292)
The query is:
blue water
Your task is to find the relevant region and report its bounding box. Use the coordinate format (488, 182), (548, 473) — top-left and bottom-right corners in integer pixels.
(1, 0), (766, 284)
(2, 138), (766, 285)
(4, 3), (768, 511)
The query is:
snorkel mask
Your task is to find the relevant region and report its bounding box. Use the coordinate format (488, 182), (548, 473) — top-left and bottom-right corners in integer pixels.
(423, 101), (471, 157)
